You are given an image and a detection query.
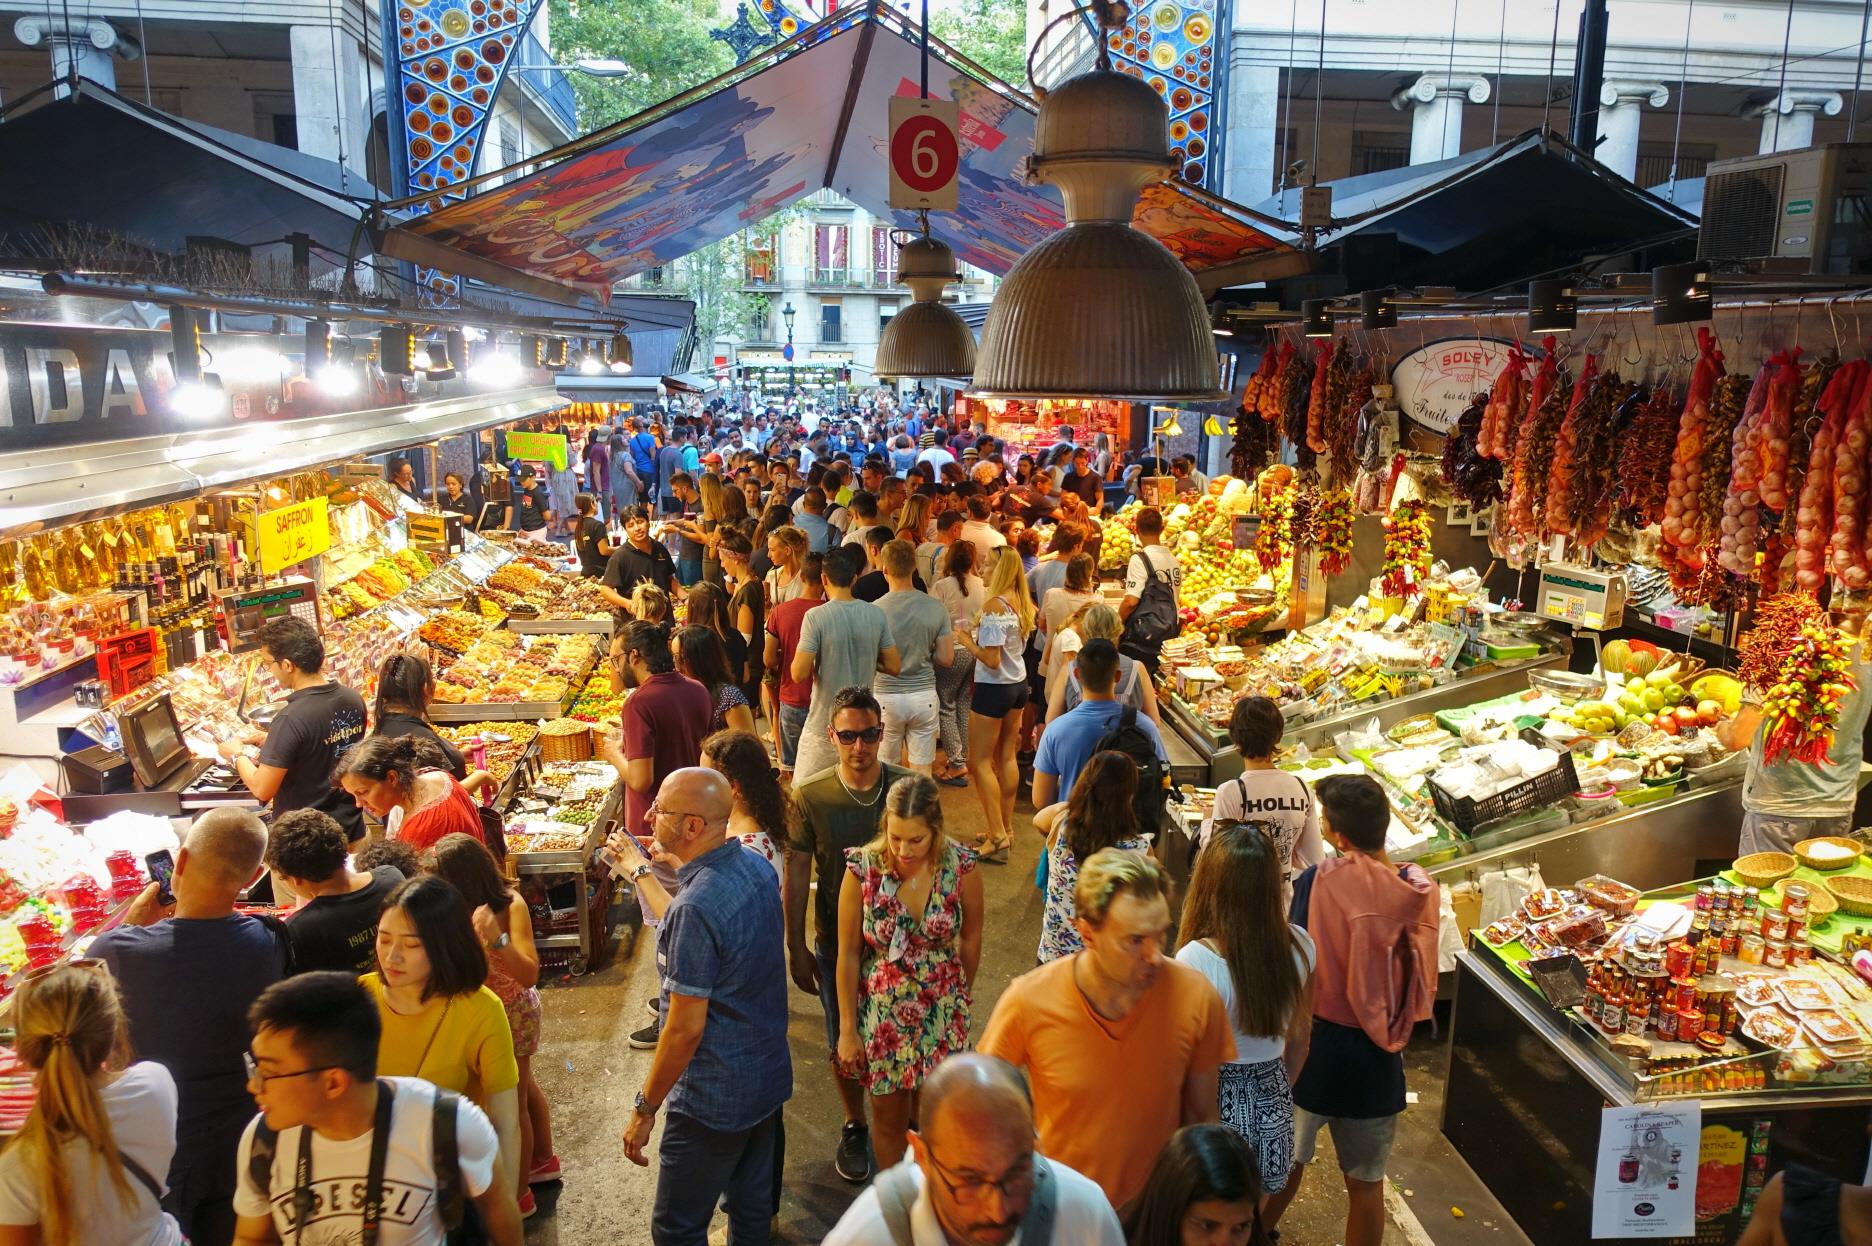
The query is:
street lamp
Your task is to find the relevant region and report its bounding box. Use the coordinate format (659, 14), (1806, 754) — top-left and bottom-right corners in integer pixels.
(508, 58), (637, 79)
(782, 301), (797, 399)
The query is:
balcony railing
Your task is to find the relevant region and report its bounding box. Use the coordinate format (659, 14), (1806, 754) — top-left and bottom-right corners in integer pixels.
(872, 268), (898, 288)
(512, 32), (578, 136)
(810, 266), (864, 288)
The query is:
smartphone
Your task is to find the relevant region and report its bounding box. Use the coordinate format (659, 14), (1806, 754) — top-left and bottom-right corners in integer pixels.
(144, 850), (175, 907)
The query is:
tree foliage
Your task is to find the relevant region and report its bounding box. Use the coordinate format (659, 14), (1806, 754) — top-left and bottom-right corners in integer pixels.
(930, 0), (1029, 89)
(547, 0), (732, 130)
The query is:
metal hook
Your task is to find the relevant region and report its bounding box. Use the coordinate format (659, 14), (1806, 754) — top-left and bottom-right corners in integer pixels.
(1828, 294), (1843, 358)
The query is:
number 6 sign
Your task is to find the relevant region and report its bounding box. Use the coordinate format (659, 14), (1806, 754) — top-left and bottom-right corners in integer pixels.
(889, 96), (960, 211)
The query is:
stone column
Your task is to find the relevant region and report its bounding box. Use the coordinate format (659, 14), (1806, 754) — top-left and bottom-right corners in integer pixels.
(1223, 61), (1281, 205)
(291, 24), (370, 171)
(1390, 75), (1490, 166)
(1596, 82), (1668, 183)
(1756, 90), (1844, 154)
(12, 16), (138, 95)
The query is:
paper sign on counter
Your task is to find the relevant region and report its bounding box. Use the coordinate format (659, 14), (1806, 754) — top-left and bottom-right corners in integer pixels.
(1592, 1103), (1700, 1238)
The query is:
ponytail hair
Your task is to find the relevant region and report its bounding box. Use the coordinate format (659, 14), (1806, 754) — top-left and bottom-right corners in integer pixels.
(7, 964), (135, 1244)
(373, 652), (434, 724)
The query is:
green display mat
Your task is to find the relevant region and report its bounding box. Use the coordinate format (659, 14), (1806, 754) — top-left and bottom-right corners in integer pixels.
(1718, 857), (1872, 955)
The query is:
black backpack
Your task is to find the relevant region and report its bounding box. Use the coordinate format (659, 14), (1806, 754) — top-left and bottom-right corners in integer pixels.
(1093, 705), (1173, 835)
(1121, 548), (1182, 653)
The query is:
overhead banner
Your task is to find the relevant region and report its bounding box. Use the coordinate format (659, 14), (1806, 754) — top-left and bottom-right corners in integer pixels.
(256, 496), (332, 575)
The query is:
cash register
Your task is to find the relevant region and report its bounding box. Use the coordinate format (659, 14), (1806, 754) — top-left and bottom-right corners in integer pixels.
(65, 693), (256, 822)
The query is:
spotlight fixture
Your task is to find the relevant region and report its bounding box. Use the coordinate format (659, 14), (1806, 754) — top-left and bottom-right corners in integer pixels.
(875, 224), (976, 381)
(1359, 289), (1397, 331)
(315, 340), (357, 396)
(168, 305), (202, 382)
(445, 329), (466, 371)
(1528, 278), (1578, 333)
(305, 320), (332, 372)
(1301, 299), (1335, 338)
(1652, 261), (1712, 327)
(544, 337), (570, 368)
(380, 324), (415, 376)
(969, 10), (1223, 401)
(411, 341), (435, 372)
(469, 342), (523, 389)
(169, 376), (226, 419)
(578, 345), (604, 376)
(608, 334), (634, 374)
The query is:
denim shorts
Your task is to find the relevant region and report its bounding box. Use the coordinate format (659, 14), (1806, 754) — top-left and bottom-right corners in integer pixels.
(1292, 1107), (1398, 1183)
(970, 679), (1028, 719)
(813, 942), (842, 1053)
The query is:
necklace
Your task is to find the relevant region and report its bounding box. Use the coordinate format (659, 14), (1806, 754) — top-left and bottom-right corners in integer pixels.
(837, 767), (884, 807)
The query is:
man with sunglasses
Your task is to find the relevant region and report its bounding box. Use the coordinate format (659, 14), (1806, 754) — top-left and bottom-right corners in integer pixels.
(822, 1053), (1122, 1246)
(617, 767), (790, 1246)
(233, 971), (520, 1245)
(788, 686), (909, 1183)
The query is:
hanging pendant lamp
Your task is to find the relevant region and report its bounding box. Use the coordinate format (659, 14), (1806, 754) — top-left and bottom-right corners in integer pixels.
(970, 2), (1225, 402)
(875, 224), (976, 380)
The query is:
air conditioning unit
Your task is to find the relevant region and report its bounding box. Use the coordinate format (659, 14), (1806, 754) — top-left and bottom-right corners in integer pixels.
(1697, 143), (1872, 274)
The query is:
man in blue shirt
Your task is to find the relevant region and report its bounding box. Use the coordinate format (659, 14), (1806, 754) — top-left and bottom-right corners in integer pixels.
(628, 416), (660, 498)
(795, 486), (834, 553)
(657, 425), (692, 516)
(623, 766), (791, 1245)
(1032, 639), (1168, 807)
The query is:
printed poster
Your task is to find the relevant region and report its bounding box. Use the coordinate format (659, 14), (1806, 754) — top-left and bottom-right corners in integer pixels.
(1593, 1103), (1700, 1238)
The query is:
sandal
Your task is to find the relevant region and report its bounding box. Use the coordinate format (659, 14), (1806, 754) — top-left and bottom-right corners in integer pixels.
(972, 834), (1012, 864)
(938, 768), (971, 787)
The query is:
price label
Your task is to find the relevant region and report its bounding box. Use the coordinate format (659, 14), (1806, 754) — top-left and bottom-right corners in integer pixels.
(889, 96), (960, 211)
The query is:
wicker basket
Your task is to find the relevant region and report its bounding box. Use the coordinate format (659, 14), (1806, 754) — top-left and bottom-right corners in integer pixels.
(538, 718), (593, 763)
(1772, 879), (1838, 920)
(1733, 852), (1797, 890)
(1795, 837), (1864, 871)
(1823, 875), (1872, 918)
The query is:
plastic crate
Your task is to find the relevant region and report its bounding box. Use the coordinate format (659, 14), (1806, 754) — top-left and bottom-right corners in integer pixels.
(1427, 729), (1580, 835)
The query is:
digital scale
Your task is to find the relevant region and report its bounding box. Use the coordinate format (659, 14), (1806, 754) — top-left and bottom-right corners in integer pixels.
(215, 578), (319, 653)
(1535, 564), (1628, 632)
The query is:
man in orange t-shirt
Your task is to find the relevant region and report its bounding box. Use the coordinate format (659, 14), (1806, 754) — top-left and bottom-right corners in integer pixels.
(979, 848), (1234, 1209)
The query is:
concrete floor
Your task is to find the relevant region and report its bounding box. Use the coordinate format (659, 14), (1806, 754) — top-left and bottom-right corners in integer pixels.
(521, 774), (1537, 1245)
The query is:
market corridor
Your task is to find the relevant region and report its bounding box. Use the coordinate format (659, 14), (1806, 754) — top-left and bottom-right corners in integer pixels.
(519, 781), (1528, 1245)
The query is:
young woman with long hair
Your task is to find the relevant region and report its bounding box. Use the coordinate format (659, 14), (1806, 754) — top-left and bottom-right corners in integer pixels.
(571, 491), (612, 579)
(1033, 749), (1152, 963)
(1176, 823), (1315, 1209)
(701, 728), (794, 886)
(895, 493), (931, 546)
(0, 963), (181, 1245)
(1127, 1124), (1271, 1246)
(953, 545), (1036, 862)
(835, 776), (982, 1170)
(1038, 552), (1103, 682)
(424, 834), (558, 1203)
(335, 735), (483, 853)
(364, 875), (523, 1202)
(673, 624), (756, 738)
(929, 538), (984, 788)
(685, 581), (748, 701)
(763, 524), (809, 607)
(371, 651), (467, 780)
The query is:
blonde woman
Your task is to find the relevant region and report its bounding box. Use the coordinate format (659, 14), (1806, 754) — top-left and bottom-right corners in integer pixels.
(0, 963), (182, 1245)
(763, 524), (809, 607)
(954, 545), (1037, 861)
(895, 493), (932, 547)
(1045, 601), (1162, 726)
(835, 776), (982, 1169)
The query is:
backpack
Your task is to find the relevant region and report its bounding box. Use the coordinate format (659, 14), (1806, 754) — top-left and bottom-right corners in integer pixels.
(874, 1155), (1058, 1246)
(247, 1082), (465, 1234)
(1094, 705), (1172, 835)
(1120, 548), (1181, 653)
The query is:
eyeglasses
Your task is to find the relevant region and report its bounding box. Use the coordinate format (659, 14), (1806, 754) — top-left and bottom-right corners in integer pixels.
(922, 1145), (1035, 1202)
(646, 803), (704, 823)
(243, 1051), (339, 1086)
(834, 726), (885, 745)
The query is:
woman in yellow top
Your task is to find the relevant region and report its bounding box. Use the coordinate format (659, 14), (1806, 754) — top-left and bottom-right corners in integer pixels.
(361, 875), (523, 1198)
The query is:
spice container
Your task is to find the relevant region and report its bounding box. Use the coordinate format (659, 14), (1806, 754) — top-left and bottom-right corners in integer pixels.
(1764, 939), (1790, 969)
(1677, 1007), (1704, 1043)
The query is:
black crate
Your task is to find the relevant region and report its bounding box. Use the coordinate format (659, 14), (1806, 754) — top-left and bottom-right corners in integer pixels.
(1427, 729), (1579, 835)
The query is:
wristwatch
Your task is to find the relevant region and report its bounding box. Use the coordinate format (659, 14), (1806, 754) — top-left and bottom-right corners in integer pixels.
(629, 862), (654, 883)
(634, 1090), (659, 1117)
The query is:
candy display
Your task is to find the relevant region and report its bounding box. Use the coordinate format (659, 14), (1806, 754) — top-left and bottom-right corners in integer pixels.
(435, 722), (539, 784)
(432, 633), (598, 706)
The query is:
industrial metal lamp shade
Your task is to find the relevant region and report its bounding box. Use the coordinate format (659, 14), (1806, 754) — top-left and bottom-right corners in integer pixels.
(1652, 262), (1711, 327)
(970, 68), (1225, 402)
(1528, 278), (1577, 333)
(875, 235), (976, 379)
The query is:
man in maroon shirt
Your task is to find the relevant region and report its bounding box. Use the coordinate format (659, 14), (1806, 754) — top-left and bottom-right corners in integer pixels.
(599, 619), (712, 1048)
(763, 553), (825, 782)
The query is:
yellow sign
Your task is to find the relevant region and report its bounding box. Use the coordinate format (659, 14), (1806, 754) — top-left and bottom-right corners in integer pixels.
(257, 496), (331, 575)
(506, 430), (569, 470)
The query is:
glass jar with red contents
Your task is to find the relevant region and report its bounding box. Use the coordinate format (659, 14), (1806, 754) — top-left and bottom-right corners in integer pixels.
(59, 874), (107, 933)
(104, 850), (144, 902)
(14, 909), (60, 968)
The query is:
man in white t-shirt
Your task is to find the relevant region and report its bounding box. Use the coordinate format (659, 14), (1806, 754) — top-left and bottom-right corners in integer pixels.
(1119, 506), (1184, 619)
(916, 429), (958, 474)
(232, 973), (521, 1246)
(823, 1053), (1123, 1246)
(957, 495), (1006, 555)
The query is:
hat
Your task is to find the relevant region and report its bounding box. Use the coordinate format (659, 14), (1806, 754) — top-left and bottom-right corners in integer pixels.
(702, 452), (724, 466)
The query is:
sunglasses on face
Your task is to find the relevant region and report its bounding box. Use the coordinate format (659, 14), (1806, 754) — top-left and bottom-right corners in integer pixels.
(834, 726), (885, 744)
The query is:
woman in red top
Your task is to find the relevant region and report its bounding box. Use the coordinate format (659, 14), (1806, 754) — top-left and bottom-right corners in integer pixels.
(335, 735), (484, 853)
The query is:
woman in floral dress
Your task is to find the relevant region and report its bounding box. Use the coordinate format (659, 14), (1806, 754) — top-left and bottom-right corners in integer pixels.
(836, 775), (983, 1169)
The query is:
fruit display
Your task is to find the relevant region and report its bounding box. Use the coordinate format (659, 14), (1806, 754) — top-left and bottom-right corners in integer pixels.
(435, 721), (539, 784)
(432, 633), (598, 705)
(418, 609), (497, 657)
(1101, 491), (1286, 637)
(476, 557), (612, 619)
(569, 670), (625, 723)
(504, 759), (619, 850)
(329, 548), (436, 620)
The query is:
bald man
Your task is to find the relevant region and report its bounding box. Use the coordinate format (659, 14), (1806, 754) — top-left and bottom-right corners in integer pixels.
(92, 809), (290, 1246)
(617, 768), (792, 1245)
(823, 1053), (1124, 1246)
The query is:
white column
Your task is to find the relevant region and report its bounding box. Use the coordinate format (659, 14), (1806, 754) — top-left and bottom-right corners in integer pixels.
(1596, 82), (1668, 183)
(1390, 75), (1490, 166)
(1756, 91), (1844, 154)
(1223, 61), (1281, 205)
(291, 24), (369, 171)
(12, 17), (138, 95)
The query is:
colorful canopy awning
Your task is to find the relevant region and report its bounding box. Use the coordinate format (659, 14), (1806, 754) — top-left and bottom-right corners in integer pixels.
(396, 2), (1303, 300)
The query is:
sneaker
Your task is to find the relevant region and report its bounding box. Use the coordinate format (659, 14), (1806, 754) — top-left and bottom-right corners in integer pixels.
(518, 1188), (537, 1219)
(644, 997), (660, 1017)
(629, 1021), (661, 1050)
(528, 1155), (563, 1185)
(834, 1120), (872, 1183)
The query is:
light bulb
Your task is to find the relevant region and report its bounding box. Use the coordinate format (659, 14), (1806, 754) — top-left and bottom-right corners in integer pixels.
(317, 366), (359, 397)
(170, 380), (226, 419)
(468, 353), (522, 388)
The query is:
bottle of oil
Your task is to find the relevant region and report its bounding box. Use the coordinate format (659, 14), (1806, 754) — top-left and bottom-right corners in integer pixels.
(73, 524), (107, 591)
(48, 530), (82, 595)
(18, 537), (48, 601)
(0, 543), (22, 605)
